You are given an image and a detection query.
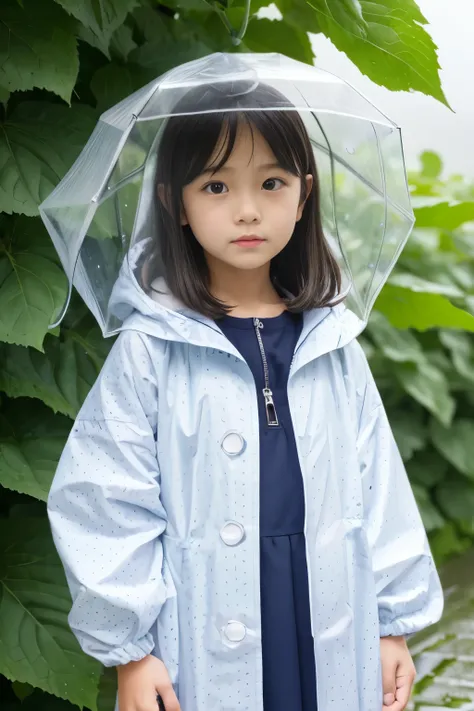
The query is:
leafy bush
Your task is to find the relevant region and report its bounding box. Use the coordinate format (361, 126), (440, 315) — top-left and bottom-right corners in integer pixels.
(0, 1), (471, 710)
(367, 155), (474, 565)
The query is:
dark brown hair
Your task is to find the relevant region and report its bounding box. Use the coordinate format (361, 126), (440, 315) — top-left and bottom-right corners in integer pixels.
(140, 81), (341, 318)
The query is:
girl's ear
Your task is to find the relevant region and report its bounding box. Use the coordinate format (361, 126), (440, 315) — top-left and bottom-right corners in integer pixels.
(180, 206), (188, 226)
(157, 183), (188, 225)
(296, 174), (313, 222)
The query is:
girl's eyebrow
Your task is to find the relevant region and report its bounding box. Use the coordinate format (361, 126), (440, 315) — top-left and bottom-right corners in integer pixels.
(201, 161), (284, 175)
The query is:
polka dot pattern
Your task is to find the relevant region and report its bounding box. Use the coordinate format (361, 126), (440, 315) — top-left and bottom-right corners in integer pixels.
(48, 310), (443, 711)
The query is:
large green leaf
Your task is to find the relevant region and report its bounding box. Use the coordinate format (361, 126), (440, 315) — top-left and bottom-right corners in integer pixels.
(0, 517), (100, 709)
(0, 400), (70, 501)
(368, 310), (425, 364)
(0, 0), (79, 103)
(431, 419), (474, 481)
(55, 0), (140, 57)
(415, 201), (474, 230)
(0, 102), (97, 217)
(309, 0), (448, 106)
(0, 217), (68, 350)
(394, 361), (454, 427)
(243, 17), (314, 63)
(376, 285), (474, 332)
(0, 320), (111, 418)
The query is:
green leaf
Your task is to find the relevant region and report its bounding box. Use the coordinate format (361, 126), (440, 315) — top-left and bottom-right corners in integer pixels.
(435, 478), (474, 521)
(97, 666), (118, 711)
(420, 151), (443, 180)
(368, 310), (425, 364)
(408, 450), (448, 488)
(130, 37), (212, 75)
(110, 24), (138, 61)
(243, 17), (314, 64)
(431, 419), (474, 481)
(429, 522), (472, 567)
(439, 330), (474, 384)
(411, 484), (445, 533)
(273, 0), (321, 33)
(12, 681), (35, 701)
(0, 86), (10, 104)
(309, 0), (448, 106)
(55, 0), (140, 57)
(395, 361), (455, 427)
(389, 412), (426, 461)
(415, 201), (474, 230)
(131, 4), (176, 42)
(388, 273), (463, 299)
(0, 102), (97, 216)
(0, 321), (111, 418)
(0, 0), (79, 103)
(91, 62), (151, 113)
(0, 517), (100, 709)
(0, 399), (70, 501)
(376, 285), (474, 332)
(0, 217), (68, 350)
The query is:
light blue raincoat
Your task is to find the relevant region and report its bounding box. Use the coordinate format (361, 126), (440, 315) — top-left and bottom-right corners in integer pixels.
(48, 265), (443, 711)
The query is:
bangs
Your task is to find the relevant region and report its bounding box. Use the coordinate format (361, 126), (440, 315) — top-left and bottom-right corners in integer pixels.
(179, 109), (307, 186)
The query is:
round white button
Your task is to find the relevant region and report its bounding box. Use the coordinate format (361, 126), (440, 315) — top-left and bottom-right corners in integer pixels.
(220, 522), (245, 546)
(221, 431), (245, 456)
(224, 621), (247, 642)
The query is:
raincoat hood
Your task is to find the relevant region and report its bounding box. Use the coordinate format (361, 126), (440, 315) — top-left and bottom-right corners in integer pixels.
(108, 240), (365, 365)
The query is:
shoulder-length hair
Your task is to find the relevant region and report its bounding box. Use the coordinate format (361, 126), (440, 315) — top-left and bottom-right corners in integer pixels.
(139, 81), (341, 318)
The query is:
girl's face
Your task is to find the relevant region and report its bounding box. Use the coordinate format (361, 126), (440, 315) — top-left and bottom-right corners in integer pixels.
(181, 121), (312, 276)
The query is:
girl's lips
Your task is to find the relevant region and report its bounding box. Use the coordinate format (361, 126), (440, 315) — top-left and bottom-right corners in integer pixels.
(233, 237), (266, 247)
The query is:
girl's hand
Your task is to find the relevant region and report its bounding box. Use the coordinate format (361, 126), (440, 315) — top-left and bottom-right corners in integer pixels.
(380, 636), (416, 711)
(117, 655), (181, 711)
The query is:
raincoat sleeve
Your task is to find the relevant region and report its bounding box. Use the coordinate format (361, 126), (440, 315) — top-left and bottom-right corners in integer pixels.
(354, 342), (444, 638)
(47, 331), (168, 667)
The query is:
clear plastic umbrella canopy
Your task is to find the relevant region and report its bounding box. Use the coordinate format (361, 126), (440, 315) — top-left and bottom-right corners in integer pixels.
(39, 52), (414, 336)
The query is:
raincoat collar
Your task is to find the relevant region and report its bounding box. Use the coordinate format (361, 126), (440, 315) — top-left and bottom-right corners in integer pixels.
(110, 260), (365, 371)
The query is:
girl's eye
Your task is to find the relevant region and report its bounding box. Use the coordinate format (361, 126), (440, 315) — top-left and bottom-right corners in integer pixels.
(204, 182), (228, 194)
(263, 178), (285, 191)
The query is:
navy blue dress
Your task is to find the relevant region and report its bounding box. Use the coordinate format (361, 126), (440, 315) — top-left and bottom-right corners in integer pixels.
(218, 311), (318, 711)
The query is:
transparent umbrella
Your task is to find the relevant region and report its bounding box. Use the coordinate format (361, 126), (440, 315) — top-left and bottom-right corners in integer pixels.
(39, 52), (414, 336)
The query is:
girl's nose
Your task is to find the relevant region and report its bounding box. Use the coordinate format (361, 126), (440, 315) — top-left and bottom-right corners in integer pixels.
(235, 194), (261, 224)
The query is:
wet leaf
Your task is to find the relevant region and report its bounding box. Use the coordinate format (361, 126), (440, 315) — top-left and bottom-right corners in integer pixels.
(0, 0), (78, 103)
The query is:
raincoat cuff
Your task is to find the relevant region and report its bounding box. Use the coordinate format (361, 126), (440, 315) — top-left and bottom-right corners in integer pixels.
(100, 634), (155, 667)
(379, 618), (424, 638)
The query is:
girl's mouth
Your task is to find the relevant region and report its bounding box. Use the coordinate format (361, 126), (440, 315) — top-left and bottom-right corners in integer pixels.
(233, 236), (266, 247)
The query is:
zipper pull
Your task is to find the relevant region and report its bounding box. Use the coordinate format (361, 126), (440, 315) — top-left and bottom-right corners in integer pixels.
(263, 387), (279, 426)
(255, 319), (263, 329)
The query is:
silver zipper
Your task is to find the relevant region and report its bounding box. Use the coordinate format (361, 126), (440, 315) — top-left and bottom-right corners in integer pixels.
(253, 318), (279, 427)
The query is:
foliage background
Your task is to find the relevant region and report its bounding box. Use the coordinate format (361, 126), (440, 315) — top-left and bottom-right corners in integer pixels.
(0, 1), (473, 710)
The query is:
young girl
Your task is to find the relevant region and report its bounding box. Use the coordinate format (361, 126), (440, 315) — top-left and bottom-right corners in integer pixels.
(47, 79), (443, 711)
